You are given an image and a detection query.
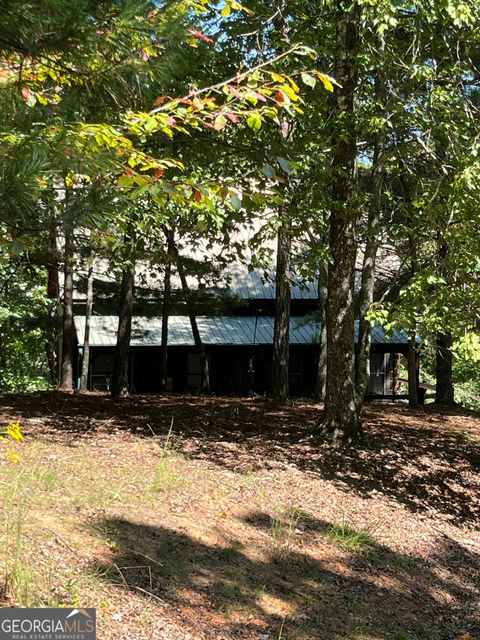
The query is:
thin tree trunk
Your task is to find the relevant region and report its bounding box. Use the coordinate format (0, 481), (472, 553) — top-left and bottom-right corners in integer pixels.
(355, 39), (386, 412)
(434, 242), (454, 404)
(79, 258), (94, 392)
(430, 43), (455, 406)
(0, 330), (5, 389)
(407, 333), (418, 407)
(318, 1), (361, 442)
(59, 229), (75, 390)
(47, 270), (59, 300)
(168, 234), (209, 393)
(45, 300), (59, 387)
(112, 267), (135, 397)
(160, 232), (173, 393)
(400, 166), (420, 409)
(392, 353), (401, 396)
(45, 340), (57, 387)
(45, 223), (59, 387)
(178, 263), (209, 393)
(435, 332), (454, 404)
(315, 263), (328, 401)
(47, 225), (60, 299)
(272, 224), (291, 400)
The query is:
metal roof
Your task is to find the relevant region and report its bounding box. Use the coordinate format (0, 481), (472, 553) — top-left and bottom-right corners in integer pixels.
(75, 316), (415, 348)
(222, 266), (318, 301)
(73, 264), (320, 302)
(368, 324), (416, 344)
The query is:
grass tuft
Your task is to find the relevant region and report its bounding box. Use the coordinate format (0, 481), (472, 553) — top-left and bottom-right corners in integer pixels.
(324, 521), (377, 550)
(270, 505), (304, 559)
(1, 466), (36, 605)
(149, 419), (188, 495)
(150, 456), (188, 494)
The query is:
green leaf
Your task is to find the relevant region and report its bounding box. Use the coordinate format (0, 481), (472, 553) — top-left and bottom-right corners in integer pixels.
(294, 45), (317, 59)
(301, 72), (317, 88)
(214, 114), (227, 130)
(316, 72), (341, 92)
(247, 112), (262, 132)
(10, 239), (23, 255)
(230, 193), (242, 210)
(277, 156), (292, 174)
(118, 174), (134, 187)
(35, 92), (48, 105)
(248, 192), (267, 204)
(279, 84), (299, 102)
(262, 163), (276, 179)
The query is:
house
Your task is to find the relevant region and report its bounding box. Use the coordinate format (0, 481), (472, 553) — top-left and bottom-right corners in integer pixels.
(73, 266), (421, 398)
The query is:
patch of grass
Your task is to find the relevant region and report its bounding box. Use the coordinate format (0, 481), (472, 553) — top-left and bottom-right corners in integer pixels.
(0, 466), (37, 605)
(455, 430), (475, 443)
(347, 592), (362, 612)
(216, 580), (244, 615)
(93, 523), (121, 552)
(365, 549), (383, 568)
(324, 521), (377, 551)
(385, 552), (423, 575)
(236, 472), (259, 491)
(0, 457), (84, 607)
(149, 456), (188, 495)
(39, 569), (86, 608)
(270, 505), (304, 559)
(214, 540), (244, 565)
(418, 625), (436, 639)
(37, 468), (59, 492)
(148, 420), (189, 496)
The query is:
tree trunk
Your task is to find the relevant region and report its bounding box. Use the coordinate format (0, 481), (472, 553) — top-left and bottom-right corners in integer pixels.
(317, 1), (361, 442)
(315, 263), (328, 402)
(79, 259), (94, 393)
(430, 46), (454, 407)
(59, 229), (75, 390)
(112, 267), (135, 397)
(392, 353), (401, 396)
(434, 242), (454, 404)
(435, 332), (454, 404)
(45, 340), (57, 387)
(178, 264), (209, 393)
(160, 232), (173, 393)
(407, 333), (418, 407)
(355, 43), (386, 412)
(45, 301), (59, 387)
(168, 235), (209, 393)
(0, 330), (5, 389)
(47, 225), (59, 299)
(272, 224), (291, 400)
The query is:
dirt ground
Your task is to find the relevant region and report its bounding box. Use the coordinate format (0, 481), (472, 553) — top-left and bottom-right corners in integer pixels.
(0, 392), (479, 640)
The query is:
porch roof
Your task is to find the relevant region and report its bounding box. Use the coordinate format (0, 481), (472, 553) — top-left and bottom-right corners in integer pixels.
(74, 315), (415, 348)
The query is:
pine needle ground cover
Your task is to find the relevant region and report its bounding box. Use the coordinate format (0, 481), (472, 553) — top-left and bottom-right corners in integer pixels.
(0, 393), (478, 640)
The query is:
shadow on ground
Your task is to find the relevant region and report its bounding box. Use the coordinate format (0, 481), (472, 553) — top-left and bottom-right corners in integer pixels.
(89, 513), (480, 640)
(2, 392), (479, 527)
